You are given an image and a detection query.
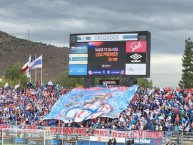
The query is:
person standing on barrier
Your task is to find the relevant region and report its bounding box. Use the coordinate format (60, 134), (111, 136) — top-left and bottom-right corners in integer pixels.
(108, 138), (112, 145)
(126, 140), (131, 145)
(126, 139), (133, 145)
(113, 137), (116, 145)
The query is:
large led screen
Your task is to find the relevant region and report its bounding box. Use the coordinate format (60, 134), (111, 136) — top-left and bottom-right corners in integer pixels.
(69, 31), (151, 77)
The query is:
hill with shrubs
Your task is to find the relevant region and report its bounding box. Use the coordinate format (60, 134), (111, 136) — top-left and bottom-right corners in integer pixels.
(0, 31), (68, 83)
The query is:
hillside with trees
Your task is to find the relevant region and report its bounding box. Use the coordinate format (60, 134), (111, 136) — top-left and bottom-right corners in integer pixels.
(0, 31), (68, 83)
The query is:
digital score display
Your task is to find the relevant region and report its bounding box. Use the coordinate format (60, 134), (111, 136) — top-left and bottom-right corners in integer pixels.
(69, 31), (151, 77)
(88, 41), (125, 75)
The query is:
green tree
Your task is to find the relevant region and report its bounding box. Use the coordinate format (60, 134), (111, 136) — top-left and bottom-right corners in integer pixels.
(4, 62), (28, 87)
(94, 77), (100, 85)
(57, 70), (84, 87)
(137, 78), (153, 88)
(179, 38), (193, 88)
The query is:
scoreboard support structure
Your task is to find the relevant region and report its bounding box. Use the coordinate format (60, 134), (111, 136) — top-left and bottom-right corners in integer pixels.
(84, 77), (95, 88)
(83, 77), (137, 88)
(121, 78), (137, 87)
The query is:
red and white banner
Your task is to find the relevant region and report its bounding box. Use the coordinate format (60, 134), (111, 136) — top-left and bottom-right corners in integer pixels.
(0, 124), (162, 139)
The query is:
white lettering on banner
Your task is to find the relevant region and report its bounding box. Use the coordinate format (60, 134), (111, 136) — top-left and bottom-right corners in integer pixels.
(71, 46), (87, 50)
(94, 35), (119, 41)
(69, 54), (88, 57)
(131, 60), (141, 63)
(102, 81), (115, 84)
(77, 34), (138, 42)
(90, 136), (125, 143)
(95, 48), (104, 52)
(95, 47), (118, 52)
(130, 41), (142, 52)
(134, 139), (151, 143)
(0, 125), (163, 139)
(90, 136), (109, 142)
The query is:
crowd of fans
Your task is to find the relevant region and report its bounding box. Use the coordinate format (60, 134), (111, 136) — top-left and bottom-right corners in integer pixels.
(1, 81), (193, 132)
(0, 81), (69, 127)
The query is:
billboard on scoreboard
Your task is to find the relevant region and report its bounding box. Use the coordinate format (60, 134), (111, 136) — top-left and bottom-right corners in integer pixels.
(69, 31), (151, 77)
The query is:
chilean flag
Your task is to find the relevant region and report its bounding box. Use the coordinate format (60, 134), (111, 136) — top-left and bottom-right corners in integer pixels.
(21, 55), (31, 73)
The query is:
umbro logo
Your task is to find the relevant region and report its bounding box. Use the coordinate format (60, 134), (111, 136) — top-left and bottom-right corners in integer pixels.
(130, 54), (142, 60)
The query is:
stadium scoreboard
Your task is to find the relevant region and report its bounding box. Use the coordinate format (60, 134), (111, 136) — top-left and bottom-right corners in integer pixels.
(69, 31), (151, 77)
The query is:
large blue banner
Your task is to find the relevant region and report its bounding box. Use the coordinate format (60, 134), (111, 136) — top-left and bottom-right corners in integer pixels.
(44, 85), (138, 122)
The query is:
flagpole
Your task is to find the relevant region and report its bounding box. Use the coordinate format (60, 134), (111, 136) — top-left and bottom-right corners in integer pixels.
(30, 72), (31, 83)
(30, 54), (31, 83)
(28, 30), (31, 82)
(41, 55), (43, 86)
(35, 54), (37, 82)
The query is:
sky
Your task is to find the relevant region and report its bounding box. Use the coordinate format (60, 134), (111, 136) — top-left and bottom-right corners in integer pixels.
(0, 0), (193, 87)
